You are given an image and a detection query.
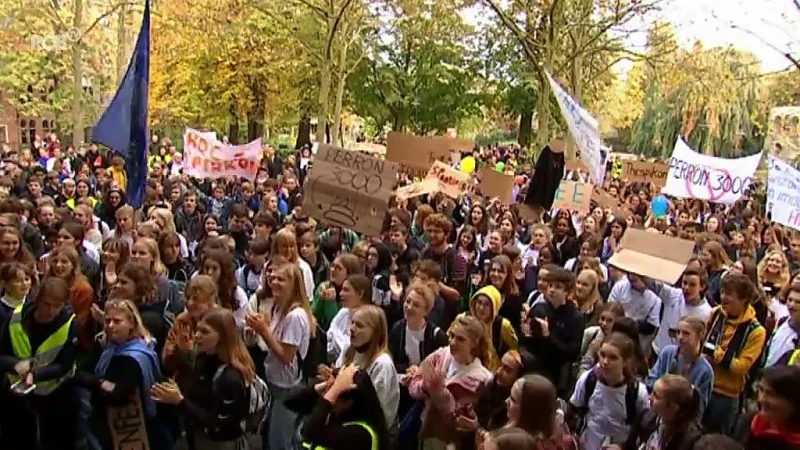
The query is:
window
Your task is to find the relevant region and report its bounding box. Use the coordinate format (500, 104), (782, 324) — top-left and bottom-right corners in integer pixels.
(0, 125), (7, 144)
(19, 119), (35, 146)
(19, 119), (28, 144)
(42, 119), (53, 135)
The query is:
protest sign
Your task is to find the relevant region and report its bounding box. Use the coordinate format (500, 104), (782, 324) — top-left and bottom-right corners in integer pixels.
(479, 168), (514, 203)
(608, 228), (694, 284)
(386, 132), (474, 177)
(426, 161), (470, 198)
(765, 106), (800, 162)
(662, 136), (760, 204)
(546, 72), (605, 185)
(108, 389), (150, 450)
(553, 180), (593, 212)
(183, 128), (261, 180)
(622, 160), (669, 185)
(767, 155), (800, 231)
(396, 178), (438, 200)
(592, 187), (630, 218)
(566, 160), (588, 172)
(304, 144), (399, 236)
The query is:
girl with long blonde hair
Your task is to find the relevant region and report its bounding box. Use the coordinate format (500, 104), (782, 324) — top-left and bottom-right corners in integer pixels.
(573, 269), (603, 325)
(271, 228), (315, 299)
(407, 315), (493, 449)
(162, 275), (219, 386)
(338, 304), (400, 426)
(152, 307), (255, 449)
(245, 263), (315, 450)
(85, 298), (166, 448)
(757, 250), (791, 298)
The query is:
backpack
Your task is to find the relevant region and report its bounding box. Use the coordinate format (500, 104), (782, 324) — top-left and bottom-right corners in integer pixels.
(575, 369), (639, 431)
(212, 364), (271, 434)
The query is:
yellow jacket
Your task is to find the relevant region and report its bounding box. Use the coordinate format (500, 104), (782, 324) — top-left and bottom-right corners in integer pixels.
(453, 285), (518, 371)
(107, 166), (127, 192)
(705, 305), (766, 398)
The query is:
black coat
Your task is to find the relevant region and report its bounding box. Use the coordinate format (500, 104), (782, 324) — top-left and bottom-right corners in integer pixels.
(524, 145), (565, 210)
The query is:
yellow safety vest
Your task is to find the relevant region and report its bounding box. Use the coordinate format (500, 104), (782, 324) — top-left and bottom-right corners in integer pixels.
(301, 421), (378, 450)
(789, 349), (800, 366)
(7, 304), (76, 395)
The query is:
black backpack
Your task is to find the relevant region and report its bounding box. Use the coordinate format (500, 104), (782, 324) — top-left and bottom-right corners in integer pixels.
(574, 369), (639, 432)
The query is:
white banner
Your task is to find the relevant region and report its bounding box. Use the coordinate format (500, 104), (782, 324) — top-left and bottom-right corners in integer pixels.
(767, 155), (800, 231)
(663, 136), (760, 204)
(546, 71), (605, 185)
(183, 128), (262, 180)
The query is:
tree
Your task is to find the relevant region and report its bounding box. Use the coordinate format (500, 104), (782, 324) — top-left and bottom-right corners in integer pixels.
(629, 42), (765, 157)
(480, 0), (662, 156)
(347, 0), (485, 136)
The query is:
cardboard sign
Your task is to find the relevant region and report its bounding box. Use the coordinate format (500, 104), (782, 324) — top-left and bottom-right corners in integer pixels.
(183, 128), (261, 181)
(303, 144), (399, 236)
(426, 161), (470, 198)
(479, 168), (514, 203)
(591, 187), (630, 218)
(108, 388), (150, 450)
(396, 178), (438, 200)
(622, 161), (669, 185)
(566, 160), (588, 172)
(608, 228), (694, 284)
(386, 132), (474, 177)
(553, 181), (593, 212)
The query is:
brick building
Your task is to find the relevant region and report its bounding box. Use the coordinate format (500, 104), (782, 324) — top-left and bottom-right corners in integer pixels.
(0, 92), (56, 152)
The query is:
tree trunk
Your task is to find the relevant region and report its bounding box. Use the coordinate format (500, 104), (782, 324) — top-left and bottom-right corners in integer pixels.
(228, 108), (239, 145)
(248, 87), (265, 142)
(331, 37), (349, 146)
(296, 115), (311, 149)
(518, 110), (533, 148)
(116, 2), (127, 85)
(71, 0), (84, 148)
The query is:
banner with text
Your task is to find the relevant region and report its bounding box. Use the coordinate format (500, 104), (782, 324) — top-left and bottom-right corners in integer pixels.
(663, 136), (760, 204)
(546, 72), (605, 185)
(304, 144), (399, 236)
(183, 128), (261, 180)
(768, 155), (800, 231)
(622, 160), (669, 185)
(553, 180), (593, 212)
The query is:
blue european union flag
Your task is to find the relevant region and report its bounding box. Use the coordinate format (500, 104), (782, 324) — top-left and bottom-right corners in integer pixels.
(92, 0), (150, 208)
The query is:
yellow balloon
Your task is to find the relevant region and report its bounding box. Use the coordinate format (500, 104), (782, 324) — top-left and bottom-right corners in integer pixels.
(460, 156), (476, 174)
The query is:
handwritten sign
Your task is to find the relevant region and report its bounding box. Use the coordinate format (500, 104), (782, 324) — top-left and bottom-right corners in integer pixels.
(108, 389), (150, 450)
(622, 161), (669, 185)
(183, 128), (262, 181)
(553, 180), (593, 212)
(565, 160), (588, 172)
(663, 136), (760, 204)
(768, 155), (800, 231)
(426, 161), (470, 198)
(479, 168), (514, 203)
(546, 72), (605, 185)
(304, 144), (399, 236)
(386, 132), (474, 177)
(396, 178), (438, 200)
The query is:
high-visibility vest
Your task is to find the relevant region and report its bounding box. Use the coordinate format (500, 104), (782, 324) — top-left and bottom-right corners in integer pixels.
(7, 304), (76, 395)
(301, 421), (378, 450)
(789, 349), (800, 366)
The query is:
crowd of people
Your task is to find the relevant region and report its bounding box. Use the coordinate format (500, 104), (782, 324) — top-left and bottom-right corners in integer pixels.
(0, 133), (797, 450)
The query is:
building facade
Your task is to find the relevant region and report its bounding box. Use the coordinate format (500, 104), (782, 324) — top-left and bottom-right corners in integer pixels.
(0, 92), (56, 152)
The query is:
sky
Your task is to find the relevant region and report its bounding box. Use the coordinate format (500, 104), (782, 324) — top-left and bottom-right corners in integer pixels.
(464, 0), (799, 74)
(650, 0), (799, 73)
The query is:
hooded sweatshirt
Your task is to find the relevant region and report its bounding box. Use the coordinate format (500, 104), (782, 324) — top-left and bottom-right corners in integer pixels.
(704, 305), (766, 398)
(454, 286), (518, 371)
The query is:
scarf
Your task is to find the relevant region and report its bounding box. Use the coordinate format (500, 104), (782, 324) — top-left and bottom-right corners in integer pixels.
(95, 338), (162, 418)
